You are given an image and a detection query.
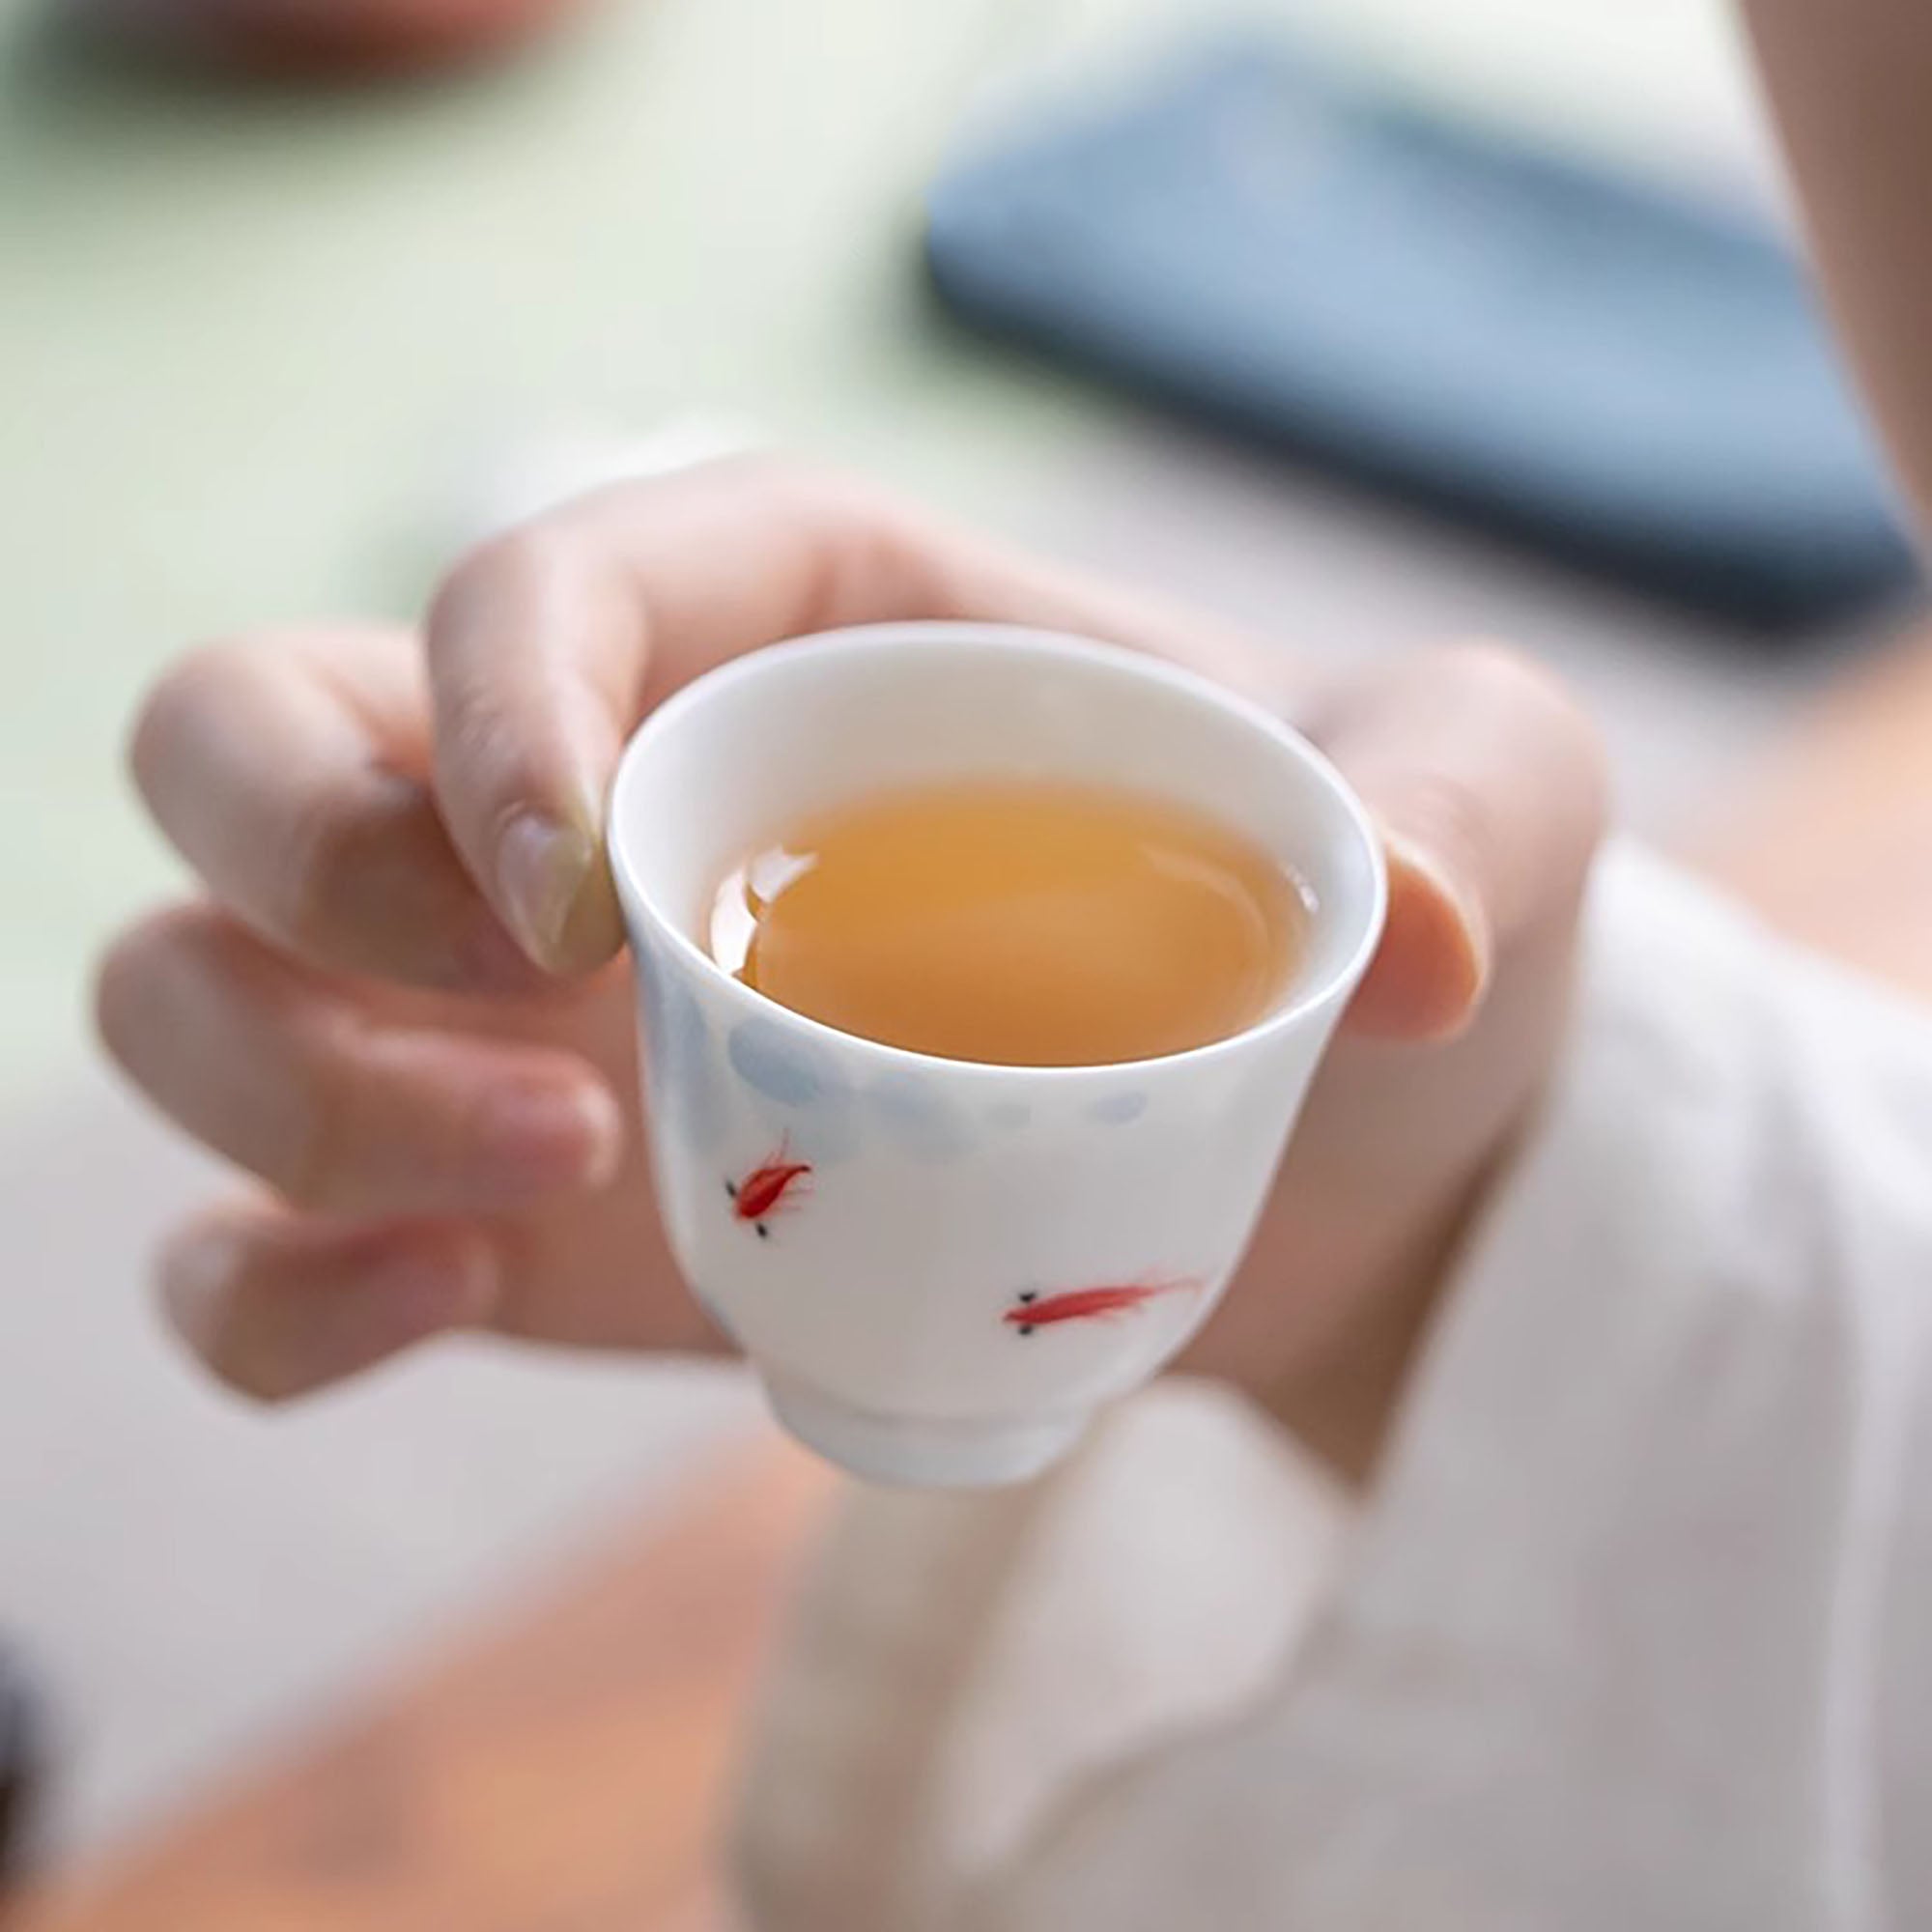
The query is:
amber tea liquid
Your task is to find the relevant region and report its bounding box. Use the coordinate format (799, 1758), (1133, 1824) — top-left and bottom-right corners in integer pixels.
(706, 779), (1307, 1066)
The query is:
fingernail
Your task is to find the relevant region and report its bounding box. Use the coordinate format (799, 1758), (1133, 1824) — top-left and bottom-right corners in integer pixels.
(475, 1079), (624, 1193)
(1354, 825), (1495, 1042)
(158, 1224), (242, 1352)
(497, 810), (598, 972)
(1380, 826), (1492, 992)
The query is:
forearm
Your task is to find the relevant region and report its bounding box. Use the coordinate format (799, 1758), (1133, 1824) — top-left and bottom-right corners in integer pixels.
(1744, 0), (1932, 530)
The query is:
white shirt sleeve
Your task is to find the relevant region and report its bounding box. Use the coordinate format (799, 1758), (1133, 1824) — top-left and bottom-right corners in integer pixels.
(975, 845), (1932, 1932)
(734, 846), (1932, 1932)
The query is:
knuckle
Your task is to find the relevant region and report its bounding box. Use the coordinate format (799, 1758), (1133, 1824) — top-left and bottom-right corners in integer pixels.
(791, 463), (919, 555)
(1427, 640), (1609, 852)
(128, 639), (254, 807)
(1398, 764), (1498, 882)
(712, 448), (845, 520)
(727, 454), (932, 598)
(771, 465), (941, 626)
(97, 909), (370, 1218)
(429, 522), (571, 646)
(92, 926), (154, 1072)
(726, 447), (815, 502)
(759, 456), (872, 531)
(1429, 639), (1561, 711)
(280, 1034), (359, 1212)
(92, 906), (200, 1075)
(1431, 639), (1591, 745)
(276, 781), (386, 955)
(155, 1220), (284, 1405)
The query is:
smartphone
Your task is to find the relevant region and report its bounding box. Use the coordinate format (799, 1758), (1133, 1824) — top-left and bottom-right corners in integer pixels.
(924, 41), (1918, 630)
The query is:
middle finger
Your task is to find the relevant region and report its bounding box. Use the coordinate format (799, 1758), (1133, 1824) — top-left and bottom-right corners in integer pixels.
(97, 903), (623, 1215)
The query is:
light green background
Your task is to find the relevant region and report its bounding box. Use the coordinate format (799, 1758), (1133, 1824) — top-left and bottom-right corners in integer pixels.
(0, 0), (1069, 1095)
(0, 0), (1753, 1098)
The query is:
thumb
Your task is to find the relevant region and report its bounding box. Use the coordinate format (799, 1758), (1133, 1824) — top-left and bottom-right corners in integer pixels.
(1320, 645), (1606, 1042)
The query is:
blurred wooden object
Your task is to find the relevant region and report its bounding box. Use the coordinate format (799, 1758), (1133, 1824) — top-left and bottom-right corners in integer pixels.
(69, 0), (588, 78)
(1694, 634), (1932, 999)
(2, 1442), (837, 1932)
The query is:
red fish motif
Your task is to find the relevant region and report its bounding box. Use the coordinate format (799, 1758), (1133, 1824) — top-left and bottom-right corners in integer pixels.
(1005, 1276), (1201, 1336)
(724, 1139), (812, 1238)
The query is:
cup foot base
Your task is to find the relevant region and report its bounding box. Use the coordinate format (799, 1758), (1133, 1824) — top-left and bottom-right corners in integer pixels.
(763, 1378), (1086, 1488)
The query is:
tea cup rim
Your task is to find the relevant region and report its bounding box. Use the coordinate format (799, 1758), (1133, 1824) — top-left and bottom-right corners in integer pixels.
(607, 621), (1388, 1084)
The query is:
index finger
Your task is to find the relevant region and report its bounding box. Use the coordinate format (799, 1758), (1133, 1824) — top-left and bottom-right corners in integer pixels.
(423, 458), (1301, 975)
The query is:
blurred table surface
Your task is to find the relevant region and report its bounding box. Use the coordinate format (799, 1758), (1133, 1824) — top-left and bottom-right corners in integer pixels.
(2, 1442), (838, 1932)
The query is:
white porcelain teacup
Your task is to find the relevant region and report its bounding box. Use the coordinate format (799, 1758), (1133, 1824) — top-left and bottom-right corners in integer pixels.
(608, 624), (1386, 1487)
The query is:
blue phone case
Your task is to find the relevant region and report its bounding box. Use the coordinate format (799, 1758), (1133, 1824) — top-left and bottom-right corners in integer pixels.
(924, 42), (1918, 631)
